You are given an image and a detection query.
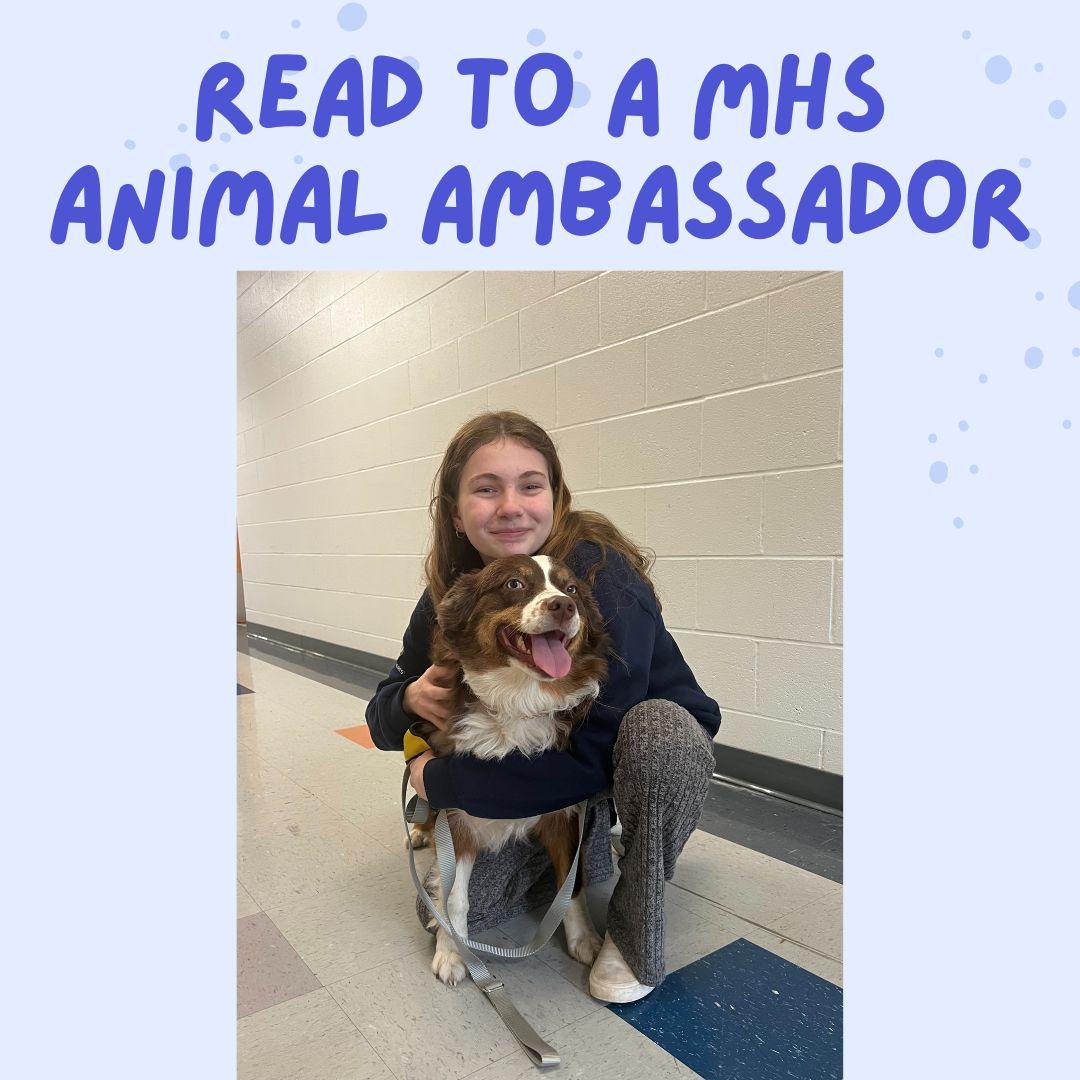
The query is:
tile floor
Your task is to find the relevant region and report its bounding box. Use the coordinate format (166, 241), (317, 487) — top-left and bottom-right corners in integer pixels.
(237, 649), (843, 1079)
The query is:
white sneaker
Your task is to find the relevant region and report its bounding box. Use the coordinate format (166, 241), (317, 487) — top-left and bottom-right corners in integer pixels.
(610, 818), (625, 857)
(588, 932), (655, 1003)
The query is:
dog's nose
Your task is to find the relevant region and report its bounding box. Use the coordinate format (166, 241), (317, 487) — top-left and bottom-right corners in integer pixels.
(545, 596), (576, 621)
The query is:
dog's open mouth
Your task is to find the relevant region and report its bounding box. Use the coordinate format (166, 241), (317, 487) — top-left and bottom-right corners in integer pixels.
(498, 626), (572, 679)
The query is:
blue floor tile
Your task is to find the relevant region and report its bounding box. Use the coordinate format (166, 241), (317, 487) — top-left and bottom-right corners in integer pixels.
(608, 938), (841, 1080)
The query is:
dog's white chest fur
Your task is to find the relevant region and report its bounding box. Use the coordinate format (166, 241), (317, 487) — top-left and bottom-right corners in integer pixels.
(450, 665), (598, 761)
(446, 665), (598, 851)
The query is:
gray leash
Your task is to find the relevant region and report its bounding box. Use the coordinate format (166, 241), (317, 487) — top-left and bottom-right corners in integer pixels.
(401, 769), (586, 1068)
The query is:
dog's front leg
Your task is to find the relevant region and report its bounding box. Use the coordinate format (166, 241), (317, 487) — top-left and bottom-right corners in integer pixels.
(563, 891), (603, 965)
(540, 808), (604, 965)
(431, 852), (473, 986)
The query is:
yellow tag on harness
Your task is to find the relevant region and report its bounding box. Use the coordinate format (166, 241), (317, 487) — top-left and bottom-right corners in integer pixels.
(403, 728), (431, 762)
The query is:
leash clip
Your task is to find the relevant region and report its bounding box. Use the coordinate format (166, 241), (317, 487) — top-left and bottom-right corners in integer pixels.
(480, 980), (505, 996)
(405, 793), (430, 826)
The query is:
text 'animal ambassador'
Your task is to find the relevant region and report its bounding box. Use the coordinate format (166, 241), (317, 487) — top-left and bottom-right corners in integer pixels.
(51, 53), (1029, 250)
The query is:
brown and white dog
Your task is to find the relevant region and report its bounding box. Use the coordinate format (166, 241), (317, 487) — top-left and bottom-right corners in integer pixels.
(411, 554), (609, 985)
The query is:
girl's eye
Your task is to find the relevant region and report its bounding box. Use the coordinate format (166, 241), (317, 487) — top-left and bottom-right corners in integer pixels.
(505, 579), (525, 590)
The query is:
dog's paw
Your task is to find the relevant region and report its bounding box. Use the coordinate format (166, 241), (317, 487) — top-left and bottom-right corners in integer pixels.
(406, 825), (430, 851)
(567, 928), (604, 966)
(432, 947), (468, 986)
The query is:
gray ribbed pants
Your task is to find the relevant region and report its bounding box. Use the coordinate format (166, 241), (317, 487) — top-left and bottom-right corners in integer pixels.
(416, 699), (715, 986)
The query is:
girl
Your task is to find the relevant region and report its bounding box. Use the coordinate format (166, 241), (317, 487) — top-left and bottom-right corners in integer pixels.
(365, 411), (720, 1002)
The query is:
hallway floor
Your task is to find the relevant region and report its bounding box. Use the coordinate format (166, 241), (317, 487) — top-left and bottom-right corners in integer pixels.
(237, 647), (842, 1079)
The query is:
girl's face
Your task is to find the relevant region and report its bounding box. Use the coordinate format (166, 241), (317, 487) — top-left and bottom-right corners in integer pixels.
(453, 438), (555, 565)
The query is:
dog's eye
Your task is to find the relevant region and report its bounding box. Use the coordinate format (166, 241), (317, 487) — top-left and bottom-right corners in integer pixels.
(565, 584), (578, 594)
(505, 578), (525, 590)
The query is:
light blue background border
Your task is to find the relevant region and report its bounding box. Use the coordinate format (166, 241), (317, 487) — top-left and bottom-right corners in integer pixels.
(5, 2), (1078, 1076)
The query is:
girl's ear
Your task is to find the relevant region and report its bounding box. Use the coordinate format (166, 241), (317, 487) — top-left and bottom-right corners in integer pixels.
(437, 570), (480, 638)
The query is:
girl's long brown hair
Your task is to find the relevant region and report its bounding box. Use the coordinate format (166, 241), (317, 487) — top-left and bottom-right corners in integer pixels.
(423, 411), (658, 607)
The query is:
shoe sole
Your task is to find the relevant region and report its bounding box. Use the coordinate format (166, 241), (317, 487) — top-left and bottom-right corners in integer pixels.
(588, 978), (655, 1004)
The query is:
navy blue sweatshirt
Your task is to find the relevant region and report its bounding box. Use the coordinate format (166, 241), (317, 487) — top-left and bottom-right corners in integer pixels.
(364, 541), (721, 818)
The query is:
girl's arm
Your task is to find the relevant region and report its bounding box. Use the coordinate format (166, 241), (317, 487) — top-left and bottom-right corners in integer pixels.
(364, 590), (435, 750)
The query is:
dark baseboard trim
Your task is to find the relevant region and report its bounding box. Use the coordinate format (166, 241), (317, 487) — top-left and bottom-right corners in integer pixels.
(243, 622), (843, 812)
(244, 622), (393, 680)
(713, 744), (842, 813)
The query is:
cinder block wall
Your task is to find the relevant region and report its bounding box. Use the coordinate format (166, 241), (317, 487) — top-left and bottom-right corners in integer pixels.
(237, 271), (842, 774)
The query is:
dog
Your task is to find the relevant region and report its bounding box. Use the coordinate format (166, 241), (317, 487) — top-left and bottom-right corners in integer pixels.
(409, 554), (610, 986)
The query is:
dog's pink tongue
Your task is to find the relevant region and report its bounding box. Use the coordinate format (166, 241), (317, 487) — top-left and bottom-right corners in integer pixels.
(529, 631), (571, 678)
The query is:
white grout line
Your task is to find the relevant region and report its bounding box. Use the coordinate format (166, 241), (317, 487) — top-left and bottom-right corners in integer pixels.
(238, 364), (842, 470)
(238, 271), (465, 405)
(245, 581), (422, 602)
(237, 270), (832, 430)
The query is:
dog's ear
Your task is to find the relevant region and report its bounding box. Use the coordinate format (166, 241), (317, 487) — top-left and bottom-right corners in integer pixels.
(430, 624), (459, 668)
(436, 571), (480, 641)
(575, 581), (610, 657)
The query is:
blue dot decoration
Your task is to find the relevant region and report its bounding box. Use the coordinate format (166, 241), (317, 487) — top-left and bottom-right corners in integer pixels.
(1035, 291), (1045, 301)
(958, 420), (969, 432)
(527, 28), (546, 46)
(209, 163), (219, 172)
(1073, 348), (1080, 357)
(928, 433), (938, 443)
(979, 373), (988, 383)
(1024, 229), (1041, 249)
(338, 4), (367, 31)
(1049, 99), (1067, 119)
(930, 461), (949, 484)
(985, 55), (1012, 84)
(1024, 347), (1043, 369)
(294, 155), (303, 164)
(570, 82), (591, 108)
(1034, 62), (1044, 72)
(1067, 282), (1080, 310)
(404, 56), (419, 70)
(573, 50), (583, 59)
(291, 19), (301, 29)
(220, 132), (231, 142)
(962, 30), (972, 40)
(169, 153), (190, 171)
(1064, 419), (1073, 430)
(969, 465), (979, 474)
(178, 123), (188, 133)
(1019, 157), (1031, 168)
(953, 517), (965, 529)
(124, 138), (135, 149)
(934, 347), (944, 357)
(220, 30), (230, 40)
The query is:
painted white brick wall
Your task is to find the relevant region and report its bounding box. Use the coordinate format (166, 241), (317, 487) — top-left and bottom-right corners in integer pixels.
(237, 270), (843, 774)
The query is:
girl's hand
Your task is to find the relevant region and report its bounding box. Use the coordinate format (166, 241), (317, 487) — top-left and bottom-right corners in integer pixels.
(408, 750), (435, 800)
(403, 664), (462, 731)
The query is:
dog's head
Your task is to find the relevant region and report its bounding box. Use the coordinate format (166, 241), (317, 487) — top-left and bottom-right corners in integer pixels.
(436, 555), (607, 684)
